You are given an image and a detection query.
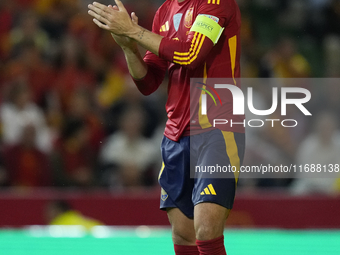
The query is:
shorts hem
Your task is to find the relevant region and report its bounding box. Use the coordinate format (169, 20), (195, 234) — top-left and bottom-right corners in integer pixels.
(193, 199), (233, 210)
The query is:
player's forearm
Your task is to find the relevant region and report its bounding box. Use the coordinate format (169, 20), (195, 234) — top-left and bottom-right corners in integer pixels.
(126, 25), (162, 56)
(123, 46), (165, 96)
(121, 46), (148, 80)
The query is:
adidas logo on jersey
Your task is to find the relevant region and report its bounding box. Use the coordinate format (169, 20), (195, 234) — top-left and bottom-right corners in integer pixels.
(200, 184), (217, 195)
(160, 21), (169, 32)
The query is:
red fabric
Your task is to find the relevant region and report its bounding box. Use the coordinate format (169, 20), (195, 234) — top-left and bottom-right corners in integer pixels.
(133, 0), (244, 142)
(133, 61), (166, 96)
(174, 244), (199, 255)
(196, 235), (226, 255)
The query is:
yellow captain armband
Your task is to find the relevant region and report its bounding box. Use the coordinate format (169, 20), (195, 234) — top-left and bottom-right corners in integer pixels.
(190, 14), (224, 45)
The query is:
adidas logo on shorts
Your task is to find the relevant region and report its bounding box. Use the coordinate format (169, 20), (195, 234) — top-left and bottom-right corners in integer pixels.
(200, 184), (217, 195)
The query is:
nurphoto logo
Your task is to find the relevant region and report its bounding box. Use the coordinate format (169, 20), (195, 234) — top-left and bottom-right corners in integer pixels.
(199, 83), (312, 128)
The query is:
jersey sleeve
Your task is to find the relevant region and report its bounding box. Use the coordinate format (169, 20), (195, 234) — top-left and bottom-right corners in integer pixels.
(159, 0), (234, 70)
(133, 9), (168, 96)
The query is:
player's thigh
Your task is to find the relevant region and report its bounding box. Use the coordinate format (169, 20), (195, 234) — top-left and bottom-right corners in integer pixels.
(194, 202), (230, 241)
(191, 130), (244, 240)
(167, 208), (196, 245)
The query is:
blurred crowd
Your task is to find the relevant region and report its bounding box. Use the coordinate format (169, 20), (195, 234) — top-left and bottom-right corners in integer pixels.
(237, 0), (340, 194)
(0, 0), (339, 194)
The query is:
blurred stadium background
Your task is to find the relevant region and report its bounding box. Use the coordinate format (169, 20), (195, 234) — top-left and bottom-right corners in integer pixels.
(0, 0), (340, 254)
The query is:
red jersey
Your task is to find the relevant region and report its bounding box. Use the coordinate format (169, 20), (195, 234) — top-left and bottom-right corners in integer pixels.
(134, 0), (245, 141)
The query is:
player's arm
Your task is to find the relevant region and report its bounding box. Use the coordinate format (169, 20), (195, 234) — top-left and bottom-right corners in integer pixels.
(158, 16), (223, 70)
(109, 13), (148, 80)
(88, 0), (225, 70)
(115, 35), (167, 95)
(96, 4), (167, 95)
(116, 41), (146, 80)
(126, 18), (222, 71)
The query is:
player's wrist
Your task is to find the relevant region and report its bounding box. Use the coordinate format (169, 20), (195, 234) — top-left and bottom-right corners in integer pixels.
(126, 24), (145, 41)
(121, 44), (138, 54)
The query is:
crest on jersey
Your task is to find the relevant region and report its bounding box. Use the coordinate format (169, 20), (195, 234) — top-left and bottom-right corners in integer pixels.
(173, 13), (183, 32)
(184, 7), (194, 28)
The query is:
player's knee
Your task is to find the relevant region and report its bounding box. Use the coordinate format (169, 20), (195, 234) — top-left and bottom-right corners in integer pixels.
(195, 217), (226, 241)
(167, 208), (196, 245)
(194, 203), (229, 240)
(172, 226), (196, 245)
(195, 223), (221, 241)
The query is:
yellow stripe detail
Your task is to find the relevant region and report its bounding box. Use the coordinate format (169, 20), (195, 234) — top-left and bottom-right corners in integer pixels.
(174, 33), (201, 60)
(198, 63), (212, 129)
(208, 0), (211, 3)
(158, 162), (165, 180)
(187, 35), (205, 63)
(165, 21), (169, 31)
(173, 33), (202, 60)
(200, 191), (205, 195)
(173, 52), (189, 56)
(203, 62), (207, 83)
(228, 35), (237, 85)
(174, 35), (205, 65)
(174, 51), (190, 56)
(221, 131), (241, 183)
(204, 188), (210, 195)
(217, 0), (220, 4)
(208, 184), (216, 195)
(174, 32), (198, 56)
(212, 0), (216, 4)
(162, 25), (166, 32)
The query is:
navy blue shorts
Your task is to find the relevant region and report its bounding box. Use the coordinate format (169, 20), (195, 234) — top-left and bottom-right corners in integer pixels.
(158, 129), (245, 219)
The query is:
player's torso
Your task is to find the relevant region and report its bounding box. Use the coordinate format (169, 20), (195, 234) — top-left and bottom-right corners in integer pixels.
(158, 0), (206, 83)
(158, 0), (195, 41)
(157, 0), (243, 140)
(157, 0), (241, 77)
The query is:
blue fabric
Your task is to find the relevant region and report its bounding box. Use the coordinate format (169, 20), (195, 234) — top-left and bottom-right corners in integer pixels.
(159, 129), (245, 218)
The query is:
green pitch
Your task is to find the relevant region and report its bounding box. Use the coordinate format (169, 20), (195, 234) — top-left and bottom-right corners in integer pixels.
(0, 227), (339, 255)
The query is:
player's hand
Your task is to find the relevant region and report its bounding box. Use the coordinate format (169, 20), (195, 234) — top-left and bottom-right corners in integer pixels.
(108, 5), (139, 51)
(88, 0), (137, 36)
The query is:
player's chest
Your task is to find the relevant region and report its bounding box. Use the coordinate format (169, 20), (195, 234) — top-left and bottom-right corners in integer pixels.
(159, 3), (196, 40)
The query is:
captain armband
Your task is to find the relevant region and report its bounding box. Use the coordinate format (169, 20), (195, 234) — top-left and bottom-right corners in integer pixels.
(190, 14), (225, 45)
